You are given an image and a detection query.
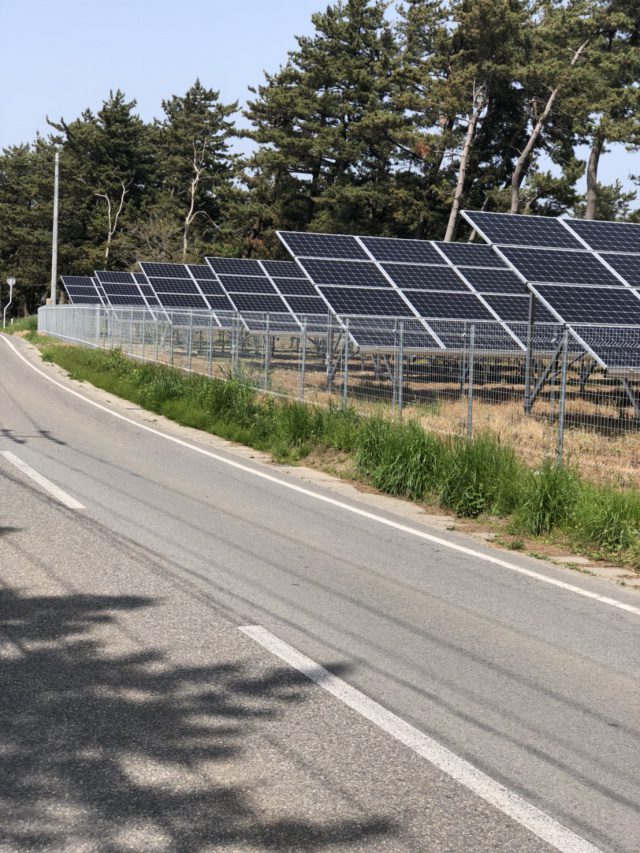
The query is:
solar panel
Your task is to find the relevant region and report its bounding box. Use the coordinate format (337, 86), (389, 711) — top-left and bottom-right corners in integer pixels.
(206, 257), (265, 275)
(197, 280), (227, 296)
(564, 219), (640, 254)
(499, 246), (620, 286)
(598, 253), (640, 288)
(570, 326), (640, 369)
(140, 262), (191, 279)
(481, 294), (556, 323)
(458, 268), (526, 294)
(403, 291), (495, 321)
(260, 260), (304, 278)
(433, 242), (505, 268)
(317, 286), (414, 317)
(428, 321), (518, 352)
(461, 211), (583, 249)
(278, 231), (368, 259)
(297, 258), (392, 288)
(187, 263), (216, 280)
(147, 277), (200, 295)
(217, 275), (277, 293)
(273, 278), (318, 296)
(532, 285), (640, 326)
(381, 264), (469, 291)
(359, 236), (443, 264)
(95, 270), (149, 308)
(61, 275), (103, 305)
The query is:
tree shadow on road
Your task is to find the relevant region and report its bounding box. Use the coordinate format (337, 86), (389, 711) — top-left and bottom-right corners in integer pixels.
(0, 587), (394, 851)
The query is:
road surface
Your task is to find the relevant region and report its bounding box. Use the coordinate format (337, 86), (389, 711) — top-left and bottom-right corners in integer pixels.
(0, 334), (638, 852)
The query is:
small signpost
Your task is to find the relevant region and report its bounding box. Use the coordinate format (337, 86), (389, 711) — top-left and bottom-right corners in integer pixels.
(3, 277), (15, 328)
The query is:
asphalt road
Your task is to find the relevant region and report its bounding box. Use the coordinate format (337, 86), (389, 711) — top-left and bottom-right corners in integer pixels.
(0, 333), (638, 853)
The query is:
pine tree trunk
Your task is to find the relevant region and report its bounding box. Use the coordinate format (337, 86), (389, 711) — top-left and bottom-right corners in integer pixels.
(585, 132), (603, 220)
(510, 40), (589, 214)
(444, 90), (485, 242)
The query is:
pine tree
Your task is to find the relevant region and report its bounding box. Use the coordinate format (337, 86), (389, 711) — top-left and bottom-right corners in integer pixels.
(243, 0), (406, 247)
(154, 80), (238, 261)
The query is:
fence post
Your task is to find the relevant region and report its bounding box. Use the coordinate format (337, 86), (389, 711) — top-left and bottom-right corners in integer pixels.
(467, 323), (476, 439)
(556, 326), (569, 465)
(155, 314), (160, 364)
(298, 317), (307, 400)
(129, 308), (134, 355)
(263, 313), (271, 389)
(208, 312), (213, 378)
(187, 310), (193, 372)
(326, 311), (334, 391)
(141, 310), (146, 361)
(169, 316), (174, 366)
(342, 319), (350, 407)
(397, 319), (405, 419)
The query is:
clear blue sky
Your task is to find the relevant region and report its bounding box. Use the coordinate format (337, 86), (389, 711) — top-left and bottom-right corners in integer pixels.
(1, 0), (637, 200)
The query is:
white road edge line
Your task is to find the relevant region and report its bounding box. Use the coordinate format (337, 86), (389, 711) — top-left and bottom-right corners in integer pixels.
(0, 450), (85, 510)
(3, 334), (639, 618)
(240, 625), (602, 853)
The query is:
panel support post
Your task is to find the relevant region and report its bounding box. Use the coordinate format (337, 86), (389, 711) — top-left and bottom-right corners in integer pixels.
(467, 323), (475, 439)
(620, 378), (640, 420)
(342, 319), (350, 408)
(524, 292), (536, 414)
(298, 318), (307, 400)
(263, 314), (271, 389)
(556, 326), (569, 465)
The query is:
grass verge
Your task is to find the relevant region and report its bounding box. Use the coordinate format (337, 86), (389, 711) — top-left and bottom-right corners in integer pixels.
(30, 339), (640, 572)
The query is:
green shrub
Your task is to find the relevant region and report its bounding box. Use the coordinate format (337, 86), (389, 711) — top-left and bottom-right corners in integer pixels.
(356, 417), (442, 501)
(513, 460), (579, 535)
(571, 484), (640, 553)
(438, 433), (522, 518)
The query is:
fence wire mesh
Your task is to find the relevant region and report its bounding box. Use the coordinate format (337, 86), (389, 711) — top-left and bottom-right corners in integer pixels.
(38, 305), (640, 486)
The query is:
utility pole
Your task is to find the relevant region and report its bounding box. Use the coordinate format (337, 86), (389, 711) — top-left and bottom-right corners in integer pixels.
(50, 150), (60, 305)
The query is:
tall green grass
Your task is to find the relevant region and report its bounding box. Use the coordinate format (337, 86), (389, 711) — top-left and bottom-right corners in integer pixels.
(35, 342), (640, 569)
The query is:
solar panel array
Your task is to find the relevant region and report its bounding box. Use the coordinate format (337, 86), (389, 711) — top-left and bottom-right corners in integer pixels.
(205, 256), (328, 332)
(61, 275), (103, 305)
(95, 270), (152, 310)
(278, 230), (552, 352)
(461, 211), (640, 372)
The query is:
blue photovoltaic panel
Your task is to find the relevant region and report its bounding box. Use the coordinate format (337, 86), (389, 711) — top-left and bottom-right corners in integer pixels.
(359, 236), (443, 264)
(297, 258), (391, 288)
(481, 294), (556, 324)
(274, 278), (318, 296)
(61, 275), (102, 304)
(97, 270), (139, 283)
(260, 260), (304, 278)
(278, 231), (368, 260)
(434, 242), (505, 268)
(206, 257), (264, 275)
(197, 280), (227, 296)
(565, 219), (640, 254)
(140, 262), (191, 279)
(381, 264), (468, 291)
(569, 326), (640, 369)
(219, 275), (277, 294)
(317, 286), (414, 317)
(532, 285), (640, 326)
(95, 270), (147, 306)
(597, 253), (640, 288)
(147, 277), (200, 295)
(285, 296), (328, 316)
(459, 268), (526, 294)
(187, 263), (216, 280)
(499, 246), (620, 287)
(461, 211), (582, 249)
(402, 291), (495, 321)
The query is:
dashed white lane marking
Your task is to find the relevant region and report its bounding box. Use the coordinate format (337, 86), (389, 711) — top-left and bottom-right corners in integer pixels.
(3, 334), (639, 617)
(240, 625), (602, 853)
(0, 450), (86, 510)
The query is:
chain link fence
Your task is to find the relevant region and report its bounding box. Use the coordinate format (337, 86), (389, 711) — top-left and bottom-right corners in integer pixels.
(37, 305), (640, 486)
